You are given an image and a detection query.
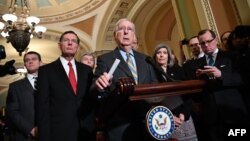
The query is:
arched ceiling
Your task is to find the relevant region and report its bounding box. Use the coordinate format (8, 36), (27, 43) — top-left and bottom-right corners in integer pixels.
(0, 0), (109, 64)
(0, 0), (177, 95)
(0, 0), (105, 19)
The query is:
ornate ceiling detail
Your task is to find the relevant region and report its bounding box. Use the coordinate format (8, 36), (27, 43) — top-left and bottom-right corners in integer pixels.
(230, 0), (242, 24)
(71, 16), (96, 37)
(39, 0), (107, 24)
(105, 0), (137, 42)
(200, 0), (218, 34)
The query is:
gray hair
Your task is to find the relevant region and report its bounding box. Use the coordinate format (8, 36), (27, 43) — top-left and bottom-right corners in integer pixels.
(153, 43), (175, 67)
(113, 18), (136, 36)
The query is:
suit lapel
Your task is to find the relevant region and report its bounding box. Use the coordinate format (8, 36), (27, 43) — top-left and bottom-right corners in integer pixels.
(199, 50), (224, 67)
(133, 51), (143, 83)
(75, 61), (85, 96)
(197, 56), (207, 67)
(214, 50), (223, 67)
(23, 77), (34, 93)
(54, 59), (76, 95)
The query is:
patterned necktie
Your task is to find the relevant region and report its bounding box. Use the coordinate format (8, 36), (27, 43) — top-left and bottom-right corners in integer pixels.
(208, 54), (214, 66)
(126, 53), (138, 84)
(68, 62), (77, 94)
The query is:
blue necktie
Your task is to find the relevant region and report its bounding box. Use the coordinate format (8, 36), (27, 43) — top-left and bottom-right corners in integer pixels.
(208, 55), (214, 66)
(126, 53), (138, 84)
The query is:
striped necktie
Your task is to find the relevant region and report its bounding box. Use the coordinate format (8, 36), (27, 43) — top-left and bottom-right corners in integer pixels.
(126, 53), (138, 84)
(68, 62), (77, 94)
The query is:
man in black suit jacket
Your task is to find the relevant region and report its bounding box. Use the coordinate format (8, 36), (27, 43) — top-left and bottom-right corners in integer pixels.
(195, 29), (248, 141)
(36, 31), (94, 141)
(92, 18), (158, 141)
(182, 36), (205, 141)
(183, 36), (204, 79)
(6, 51), (42, 141)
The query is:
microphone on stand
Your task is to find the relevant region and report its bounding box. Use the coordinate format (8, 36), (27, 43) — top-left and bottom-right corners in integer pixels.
(145, 56), (178, 82)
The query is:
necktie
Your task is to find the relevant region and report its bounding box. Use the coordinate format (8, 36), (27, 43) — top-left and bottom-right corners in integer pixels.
(208, 54), (214, 66)
(33, 77), (37, 90)
(126, 53), (138, 84)
(68, 62), (77, 94)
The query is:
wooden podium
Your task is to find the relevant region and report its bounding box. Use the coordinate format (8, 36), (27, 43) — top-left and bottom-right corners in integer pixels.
(96, 78), (206, 141)
(116, 77), (206, 101)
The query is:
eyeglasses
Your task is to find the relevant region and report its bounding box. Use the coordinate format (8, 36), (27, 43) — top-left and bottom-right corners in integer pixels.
(199, 38), (215, 46)
(189, 43), (200, 47)
(116, 26), (135, 32)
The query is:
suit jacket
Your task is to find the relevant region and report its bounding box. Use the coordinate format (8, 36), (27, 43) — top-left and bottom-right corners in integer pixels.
(93, 48), (158, 137)
(6, 77), (36, 141)
(195, 50), (247, 124)
(231, 48), (250, 103)
(183, 58), (200, 80)
(36, 58), (93, 141)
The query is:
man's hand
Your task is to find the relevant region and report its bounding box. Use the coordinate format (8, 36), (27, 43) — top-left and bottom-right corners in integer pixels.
(174, 113), (185, 127)
(196, 66), (221, 78)
(30, 126), (38, 137)
(95, 72), (112, 90)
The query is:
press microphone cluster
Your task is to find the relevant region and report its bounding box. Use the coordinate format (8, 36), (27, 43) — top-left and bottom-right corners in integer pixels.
(145, 56), (178, 82)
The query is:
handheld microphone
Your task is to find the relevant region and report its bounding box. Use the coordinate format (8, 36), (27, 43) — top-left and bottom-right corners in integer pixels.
(145, 56), (178, 82)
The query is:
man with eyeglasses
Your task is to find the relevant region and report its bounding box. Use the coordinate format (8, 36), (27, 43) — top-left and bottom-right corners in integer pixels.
(194, 29), (248, 141)
(91, 18), (158, 141)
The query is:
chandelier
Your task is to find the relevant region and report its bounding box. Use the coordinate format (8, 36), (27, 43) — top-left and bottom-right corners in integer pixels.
(0, 0), (47, 56)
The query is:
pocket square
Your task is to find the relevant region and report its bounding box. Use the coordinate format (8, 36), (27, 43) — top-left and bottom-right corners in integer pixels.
(220, 65), (226, 68)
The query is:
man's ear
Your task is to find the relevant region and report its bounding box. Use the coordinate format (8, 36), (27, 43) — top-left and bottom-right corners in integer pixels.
(77, 45), (80, 52)
(113, 32), (119, 43)
(39, 61), (43, 66)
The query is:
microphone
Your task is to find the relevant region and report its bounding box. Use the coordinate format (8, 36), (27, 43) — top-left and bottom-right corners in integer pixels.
(145, 56), (178, 82)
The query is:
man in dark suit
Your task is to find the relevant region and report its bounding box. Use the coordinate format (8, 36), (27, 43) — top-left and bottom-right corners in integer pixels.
(92, 18), (158, 141)
(36, 31), (94, 141)
(183, 36), (204, 79)
(182, 36), (205, 141)
(6, 51), (42, 141)
(195, 29), (248, 141)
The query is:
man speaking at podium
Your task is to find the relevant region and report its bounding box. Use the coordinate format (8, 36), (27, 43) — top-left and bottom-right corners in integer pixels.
(92, 18), (158, 141)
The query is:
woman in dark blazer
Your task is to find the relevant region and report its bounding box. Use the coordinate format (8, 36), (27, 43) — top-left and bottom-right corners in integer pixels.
(152, 43), (197, 140)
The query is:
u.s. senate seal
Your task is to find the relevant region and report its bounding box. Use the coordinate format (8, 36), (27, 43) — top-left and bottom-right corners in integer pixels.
(146, 105), (175, 140)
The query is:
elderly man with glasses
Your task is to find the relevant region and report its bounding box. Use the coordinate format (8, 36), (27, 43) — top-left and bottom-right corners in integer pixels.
(91, 18), (158, 141)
